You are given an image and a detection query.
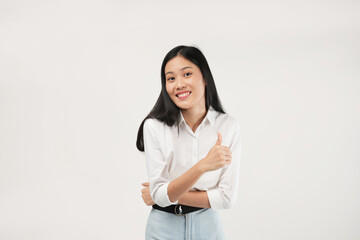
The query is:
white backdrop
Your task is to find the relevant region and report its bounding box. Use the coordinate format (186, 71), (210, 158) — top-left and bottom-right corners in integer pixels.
(0, 0), (359, 239)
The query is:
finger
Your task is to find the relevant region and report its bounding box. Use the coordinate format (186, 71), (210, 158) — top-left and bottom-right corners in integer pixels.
(220, 148), (231, 157)
(142, 182), (150, 186)
(225, 149), (232, 156)
(222, 146), (231, 151)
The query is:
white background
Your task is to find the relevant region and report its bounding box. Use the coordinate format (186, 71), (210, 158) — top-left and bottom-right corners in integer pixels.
(0, 0), (359, 239)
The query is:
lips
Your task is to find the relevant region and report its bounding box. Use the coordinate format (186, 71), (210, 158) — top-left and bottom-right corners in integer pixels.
(176, 91), (191, 97)
(176, 91), (191, 99)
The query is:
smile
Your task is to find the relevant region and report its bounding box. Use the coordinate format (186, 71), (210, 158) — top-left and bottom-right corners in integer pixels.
(176, 91), (191, 99)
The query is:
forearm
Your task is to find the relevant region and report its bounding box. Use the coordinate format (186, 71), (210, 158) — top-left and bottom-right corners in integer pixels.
(167, 160), (205, 202)
(178, 191), (211, 208)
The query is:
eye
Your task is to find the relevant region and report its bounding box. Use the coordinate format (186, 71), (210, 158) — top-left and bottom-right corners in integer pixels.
(185, 72), (192, 77)
(167, 77), (175, 81)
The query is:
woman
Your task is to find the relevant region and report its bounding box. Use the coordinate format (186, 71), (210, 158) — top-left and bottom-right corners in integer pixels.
(136, 45), (241, 239)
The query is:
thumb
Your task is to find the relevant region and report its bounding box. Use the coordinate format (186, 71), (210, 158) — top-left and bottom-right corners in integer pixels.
(215, 132), (222, 145)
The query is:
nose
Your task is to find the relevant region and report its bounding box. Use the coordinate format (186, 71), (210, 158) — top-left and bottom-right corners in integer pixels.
(175, 77), (186, 90)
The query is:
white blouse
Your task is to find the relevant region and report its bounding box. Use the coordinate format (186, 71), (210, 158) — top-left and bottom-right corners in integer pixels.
(143, 106), (241, 210)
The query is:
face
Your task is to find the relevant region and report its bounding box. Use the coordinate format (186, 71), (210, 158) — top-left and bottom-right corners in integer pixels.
(165, 55), (207, 111)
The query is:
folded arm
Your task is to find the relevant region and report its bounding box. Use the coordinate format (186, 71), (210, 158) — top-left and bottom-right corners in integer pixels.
(143, 119), (241, 209)
(178, 190), (211, 208)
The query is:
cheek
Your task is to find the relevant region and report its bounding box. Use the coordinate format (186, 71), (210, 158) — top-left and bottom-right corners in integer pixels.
(194, 82), (205, 94)
(165, 85), (173, 97)
(195, 89), (205, 97)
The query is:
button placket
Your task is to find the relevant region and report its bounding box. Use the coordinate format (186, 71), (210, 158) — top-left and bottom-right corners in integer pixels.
(192, 136), (198, 164)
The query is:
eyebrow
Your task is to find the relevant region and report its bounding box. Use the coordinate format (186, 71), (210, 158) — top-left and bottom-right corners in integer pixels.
(165, 66), (192, 76)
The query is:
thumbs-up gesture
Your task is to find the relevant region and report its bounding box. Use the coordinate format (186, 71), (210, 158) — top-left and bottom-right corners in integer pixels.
(200, 132), (232, 172)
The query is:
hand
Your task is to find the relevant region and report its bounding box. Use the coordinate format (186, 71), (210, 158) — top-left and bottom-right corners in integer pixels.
(141, 182), (155, 206)
(199, 132), (232, 172)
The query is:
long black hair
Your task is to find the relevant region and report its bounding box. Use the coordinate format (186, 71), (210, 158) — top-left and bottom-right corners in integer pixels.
(136, 45), (226, 152)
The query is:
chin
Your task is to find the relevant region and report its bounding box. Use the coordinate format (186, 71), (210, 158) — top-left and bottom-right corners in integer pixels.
(176, 104), (190, 110)
(176, 104), (187, 109)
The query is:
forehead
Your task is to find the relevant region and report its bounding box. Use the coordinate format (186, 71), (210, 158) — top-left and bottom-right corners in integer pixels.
(165, 56), (196, 73)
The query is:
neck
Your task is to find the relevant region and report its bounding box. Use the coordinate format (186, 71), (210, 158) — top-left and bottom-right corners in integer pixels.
(181, 104), (207, 133)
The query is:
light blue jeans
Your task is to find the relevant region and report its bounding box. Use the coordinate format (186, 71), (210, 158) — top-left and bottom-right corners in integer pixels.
(145, 207), (226, 240)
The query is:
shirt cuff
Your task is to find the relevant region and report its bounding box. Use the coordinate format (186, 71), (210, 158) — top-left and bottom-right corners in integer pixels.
(207, 188), (222, 210)
(155, 182), (179, 207)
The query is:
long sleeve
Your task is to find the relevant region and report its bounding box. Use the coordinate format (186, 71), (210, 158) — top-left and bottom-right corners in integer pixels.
(143, 119), (179, 207)
(206, 120), (241, 210)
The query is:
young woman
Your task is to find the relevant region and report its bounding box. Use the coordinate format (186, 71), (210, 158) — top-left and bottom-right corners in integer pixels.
(136, 45), (241, 239)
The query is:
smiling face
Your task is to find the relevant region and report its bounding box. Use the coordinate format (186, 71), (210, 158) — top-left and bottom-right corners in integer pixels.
(165, 55), (207, 111)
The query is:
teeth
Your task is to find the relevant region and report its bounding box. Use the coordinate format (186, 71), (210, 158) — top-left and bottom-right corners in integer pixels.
(178, 92), (190, 97)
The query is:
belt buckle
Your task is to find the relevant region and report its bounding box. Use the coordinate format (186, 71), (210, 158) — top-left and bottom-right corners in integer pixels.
(174, 204), (185, 216)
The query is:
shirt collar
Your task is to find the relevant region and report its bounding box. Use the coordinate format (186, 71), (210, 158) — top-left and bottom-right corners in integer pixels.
(178, 106), (217, 127)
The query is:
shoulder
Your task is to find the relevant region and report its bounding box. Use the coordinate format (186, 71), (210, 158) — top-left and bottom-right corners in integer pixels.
(215, 111), (241, 131)
(143, 118), (166, 133)
(144, 118), (162, 127)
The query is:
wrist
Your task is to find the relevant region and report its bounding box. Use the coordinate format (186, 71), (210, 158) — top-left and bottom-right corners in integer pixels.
(196, 158), (207, 174)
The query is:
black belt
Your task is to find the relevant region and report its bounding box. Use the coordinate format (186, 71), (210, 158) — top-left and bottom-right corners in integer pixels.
(152, 204), (204, 216)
